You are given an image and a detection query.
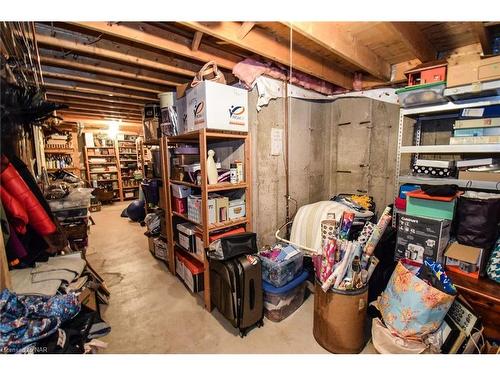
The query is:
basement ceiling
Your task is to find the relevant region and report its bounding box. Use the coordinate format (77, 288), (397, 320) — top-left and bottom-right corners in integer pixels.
(4, 21), (494, 128)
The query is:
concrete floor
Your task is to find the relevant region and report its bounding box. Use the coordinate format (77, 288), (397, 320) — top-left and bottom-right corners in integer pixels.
(86, 202), (376, 354)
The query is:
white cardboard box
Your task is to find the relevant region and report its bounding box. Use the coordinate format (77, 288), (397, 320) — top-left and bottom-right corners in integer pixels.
(186, 81), (248, 132)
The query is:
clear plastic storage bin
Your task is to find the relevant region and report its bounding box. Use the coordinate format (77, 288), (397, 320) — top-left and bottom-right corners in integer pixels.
(263, 270), (309, 322)
(259, 249), (303, 288)
(396, 82), (448, 108)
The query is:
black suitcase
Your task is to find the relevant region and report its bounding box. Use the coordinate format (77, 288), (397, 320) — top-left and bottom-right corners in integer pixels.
(210, 254), (264, 337)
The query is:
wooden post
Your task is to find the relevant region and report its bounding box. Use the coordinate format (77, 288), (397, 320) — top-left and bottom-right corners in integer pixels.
(162, 136), (176, 274)
(199, 129), (211, 311)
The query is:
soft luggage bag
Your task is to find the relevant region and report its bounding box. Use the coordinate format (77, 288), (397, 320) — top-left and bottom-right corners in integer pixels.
(209, 254), (264, 337)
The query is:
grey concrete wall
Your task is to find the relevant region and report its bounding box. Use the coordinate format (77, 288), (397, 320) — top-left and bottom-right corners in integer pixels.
(248, 89), (399, 247)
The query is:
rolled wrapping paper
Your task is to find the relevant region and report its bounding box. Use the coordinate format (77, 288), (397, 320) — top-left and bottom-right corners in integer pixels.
(363, 207), (392, 256)
(346, 242), (363, 279)
(366, 256), (380, 281)
(358, 221), (376, 245)
(320, 239), (337, 282)
(334, 241), (357, 289)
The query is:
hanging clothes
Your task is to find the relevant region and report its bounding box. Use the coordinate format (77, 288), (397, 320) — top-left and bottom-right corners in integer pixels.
(0, 186), (29, 234)
(0, 155), (56, 236)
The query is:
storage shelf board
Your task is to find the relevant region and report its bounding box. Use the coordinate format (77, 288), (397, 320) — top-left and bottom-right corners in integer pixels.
(398, 175), (500, 190)
(444, 80), (500, 99)
(122, 186), (140, 190)
(171, 211), (202, 229)
(47, 167), (78, 171)
(44, 149), (73, 154)
(169, 180), (200, 188)
(401, 96), (500, 116)
(167, 130), (247, 142)
(93, 179), (118, 182)
(89, 171), (118, 174)
(400, 144), (500, 154)
(207, 182), (248, 192)
(174, 242), (205, 264)
(208, 218), (249, 233)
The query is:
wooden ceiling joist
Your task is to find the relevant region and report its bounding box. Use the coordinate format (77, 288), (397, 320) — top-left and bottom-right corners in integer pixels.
(34, 31), (198, 78)
(59, 111), (142, 123)
(238, 22), (255, 39)
(69, 22), (240, 70)
(41, 68), (166, 94)
(46, 90), (147, 107)
(46, 96), (142, 112)
(59, 110), (142, 122)
(39, 55), (187, 87)
(285, 22), (391, 81)
(58, 104), (141, 117)
(60, 115), (142, 127)
(471, 22), (491, 55)
(388, 22), (437, 62)
(179, 21), (353, 88)
(191, 31), (203, 51)
(43, 81), (158, 102)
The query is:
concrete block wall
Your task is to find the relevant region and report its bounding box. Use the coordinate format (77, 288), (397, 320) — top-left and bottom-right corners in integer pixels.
(248, 89), (399, 247)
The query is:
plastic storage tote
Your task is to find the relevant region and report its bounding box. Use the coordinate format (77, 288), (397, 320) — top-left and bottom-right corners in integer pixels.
(396, 82), (448, 108)
(259, 250), (304, 288)
(263, 270), (309, 322)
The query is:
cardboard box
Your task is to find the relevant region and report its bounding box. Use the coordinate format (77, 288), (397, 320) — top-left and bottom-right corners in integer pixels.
(445, 242), (487, 279)
(214, 195), (229, 222)
(447, 55), (500, 88)
(228, 199), (246, 220)
(175, 96), (189, 134)
(458, 170), (500, 182)
(406, 190), (457, 221)
(186, 81), (248, 133)
(177, 222), (197, 253)
(395, 213), (452, 265)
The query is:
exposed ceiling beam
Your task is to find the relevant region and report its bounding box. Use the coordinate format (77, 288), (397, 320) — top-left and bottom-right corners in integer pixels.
(238, 22), (255, 39)
(60, 116), (142, 127)
(58, 104), (142, 117)
(33, 31), (197, 78)
(471, 22), (491, 55)
(46, 90), (147, 107)
(41, 69), (165, 94)
(59, 110), (142, 122)
(47, 96), (141, 112)
(69, 22), (239, 70)
(43, 82), (158, 102)
(179, 21), (353, 88)
(39, 55), (186, 87)
(191, 31), (203, 51)
(285, 22), (391, 80)
(388, 22), (437, 62)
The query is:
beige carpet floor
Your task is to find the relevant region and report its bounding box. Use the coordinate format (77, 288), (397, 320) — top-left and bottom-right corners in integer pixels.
(86, 202), (376, 354)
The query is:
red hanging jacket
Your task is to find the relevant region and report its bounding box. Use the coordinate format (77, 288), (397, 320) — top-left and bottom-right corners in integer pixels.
(0, 186), (29, 234)
(1, 156), (56, 236)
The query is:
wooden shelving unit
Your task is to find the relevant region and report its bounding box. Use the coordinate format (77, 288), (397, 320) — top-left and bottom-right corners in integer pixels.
(163, 129), (252, 311)
(117, 137), (141, 200)
(84, 145), (121, 201)
(43, 131), (80, 176)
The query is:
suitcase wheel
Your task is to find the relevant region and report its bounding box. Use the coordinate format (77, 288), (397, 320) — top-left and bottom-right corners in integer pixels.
(257, 320), (264, 328)
(239, 330), (247, 338)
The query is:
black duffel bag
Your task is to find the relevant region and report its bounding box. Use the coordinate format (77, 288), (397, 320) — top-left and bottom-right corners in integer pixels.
(455, 192), (500, 249)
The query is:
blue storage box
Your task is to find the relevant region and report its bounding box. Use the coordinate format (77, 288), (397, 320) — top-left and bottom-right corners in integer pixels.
(263, 270), (309, 322)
